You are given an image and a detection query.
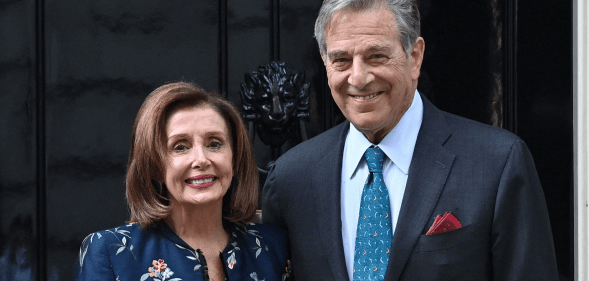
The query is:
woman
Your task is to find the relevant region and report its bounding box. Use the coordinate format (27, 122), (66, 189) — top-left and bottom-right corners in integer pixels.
(76, 82), (291, 281)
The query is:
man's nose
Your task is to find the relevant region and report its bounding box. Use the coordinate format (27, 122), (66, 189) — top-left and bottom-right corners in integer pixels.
(191, 146), (210, 169)
(348, 59), (374, 90)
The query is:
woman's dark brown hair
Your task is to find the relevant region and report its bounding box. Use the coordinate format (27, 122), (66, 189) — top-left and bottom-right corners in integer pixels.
(126, 81), (258, 228)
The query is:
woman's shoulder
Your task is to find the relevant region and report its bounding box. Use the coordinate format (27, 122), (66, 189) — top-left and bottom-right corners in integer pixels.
(77, 223), (147, 277)
(229, 221), (288, 254)
(82, 223), (145, 245)
(79, 223), (145, 255)
(224, 221), (291, 280)
(231, 221), (286, 242)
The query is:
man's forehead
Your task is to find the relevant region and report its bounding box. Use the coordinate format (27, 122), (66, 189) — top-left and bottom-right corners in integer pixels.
(325, 9), (399, 49)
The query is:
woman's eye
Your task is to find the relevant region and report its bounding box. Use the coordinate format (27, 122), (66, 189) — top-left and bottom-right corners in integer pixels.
(208, 141), (223, 149)
(173, 144), (189, 151)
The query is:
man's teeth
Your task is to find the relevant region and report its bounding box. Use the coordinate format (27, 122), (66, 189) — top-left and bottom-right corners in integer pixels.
(186, 178), (214, 184)
(354, 92), (380, 100)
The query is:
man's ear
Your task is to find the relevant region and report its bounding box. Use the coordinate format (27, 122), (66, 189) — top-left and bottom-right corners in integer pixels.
(410, 37), (425, 81)
(320, 52), (326, 64)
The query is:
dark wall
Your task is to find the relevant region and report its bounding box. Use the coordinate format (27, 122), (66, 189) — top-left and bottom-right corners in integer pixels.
(0, 0), (573, 280)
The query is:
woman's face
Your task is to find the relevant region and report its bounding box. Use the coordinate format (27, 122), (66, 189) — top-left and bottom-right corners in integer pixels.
(163, 106), (233, 208)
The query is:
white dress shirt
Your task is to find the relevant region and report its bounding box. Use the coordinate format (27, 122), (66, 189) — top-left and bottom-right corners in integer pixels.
(341, 91), (423, 280)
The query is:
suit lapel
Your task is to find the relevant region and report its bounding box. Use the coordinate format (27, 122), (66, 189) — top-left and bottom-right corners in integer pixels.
(314, 121), (351, 281)
(385, 95), (456, 281)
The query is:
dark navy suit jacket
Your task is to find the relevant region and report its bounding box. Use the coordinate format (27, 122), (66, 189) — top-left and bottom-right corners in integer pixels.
(262, 94), (558, 280)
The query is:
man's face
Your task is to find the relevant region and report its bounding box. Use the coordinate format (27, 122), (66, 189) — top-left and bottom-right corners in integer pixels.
(322, 8), (424, 143)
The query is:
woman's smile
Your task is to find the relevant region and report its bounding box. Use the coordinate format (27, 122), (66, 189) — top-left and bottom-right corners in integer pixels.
(185, 175), (216, 189)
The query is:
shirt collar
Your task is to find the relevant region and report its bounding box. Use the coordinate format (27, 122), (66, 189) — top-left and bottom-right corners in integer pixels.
(344, 90), (423, 178)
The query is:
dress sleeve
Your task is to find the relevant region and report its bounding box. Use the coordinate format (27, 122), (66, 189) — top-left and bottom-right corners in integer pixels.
(75, 232), (117, 281)
(491, 139), (558, 280)
(258, 224), (292, 281)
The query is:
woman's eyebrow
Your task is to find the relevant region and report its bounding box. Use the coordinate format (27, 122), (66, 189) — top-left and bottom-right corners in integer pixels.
(205, 131), (227, 138)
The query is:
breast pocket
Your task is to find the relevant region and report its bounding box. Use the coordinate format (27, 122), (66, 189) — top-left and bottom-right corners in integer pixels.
(415, 223), (476, 252)
(408, 223), (490, 277)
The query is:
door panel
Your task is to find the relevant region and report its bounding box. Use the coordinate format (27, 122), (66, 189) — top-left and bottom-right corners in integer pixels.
(0, 0), (38, 279)
(0, 0), (573, 280)
(517, 0), (573, 277)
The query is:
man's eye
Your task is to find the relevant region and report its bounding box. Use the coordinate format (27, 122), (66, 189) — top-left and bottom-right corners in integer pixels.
(333, 58), (347, 63)
(372, 54), (385, 59)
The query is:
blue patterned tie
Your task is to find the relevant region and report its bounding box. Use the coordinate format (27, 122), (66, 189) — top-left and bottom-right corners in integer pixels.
(353, 146), (392, 281)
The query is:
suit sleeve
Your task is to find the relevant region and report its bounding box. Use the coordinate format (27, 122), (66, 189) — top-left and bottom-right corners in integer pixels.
(75, 232), (117, 281)
(491, 139), (558, 280)
(262, 164), (287, 230)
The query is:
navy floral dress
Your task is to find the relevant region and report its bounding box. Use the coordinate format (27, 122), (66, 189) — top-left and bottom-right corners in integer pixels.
(76, 221), (291, 281)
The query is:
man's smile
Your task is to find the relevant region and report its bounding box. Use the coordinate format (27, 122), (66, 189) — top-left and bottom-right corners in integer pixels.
(351, 91), (384, 101)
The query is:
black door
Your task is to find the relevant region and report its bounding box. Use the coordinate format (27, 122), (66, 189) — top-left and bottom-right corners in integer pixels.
(0, 0), (573, 280)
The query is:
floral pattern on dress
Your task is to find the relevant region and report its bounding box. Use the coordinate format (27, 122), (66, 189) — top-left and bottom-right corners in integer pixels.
(174, 244), (202, 271)
(234, 222), (263, 239)
(226, 221), (270, 269)
(282, 260), (291, 281)
(226, 241), (240, 269)
(77, 221), (289, 281)
(250, 272), (265, 281)
(140, 259), (181, 281)
(78, 224), (136, 273)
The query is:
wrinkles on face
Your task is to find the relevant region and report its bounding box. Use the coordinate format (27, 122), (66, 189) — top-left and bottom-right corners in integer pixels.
(322, 9), (420, 143)
(163, 107), (234, 209)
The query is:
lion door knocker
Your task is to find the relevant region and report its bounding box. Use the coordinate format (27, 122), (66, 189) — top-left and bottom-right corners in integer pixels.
(240, 61), (310, 174)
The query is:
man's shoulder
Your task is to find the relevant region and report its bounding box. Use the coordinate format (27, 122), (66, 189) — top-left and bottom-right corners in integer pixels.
(421, 94), (519, 145)
(447, 112), (517, 141)
(431, 108), (522, 156)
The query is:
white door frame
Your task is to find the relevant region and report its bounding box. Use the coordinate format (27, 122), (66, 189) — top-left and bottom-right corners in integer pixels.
(574, 0), (589, 280)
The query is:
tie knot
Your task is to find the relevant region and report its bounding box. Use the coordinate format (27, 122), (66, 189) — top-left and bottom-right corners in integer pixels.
(364, 147), (385, 173)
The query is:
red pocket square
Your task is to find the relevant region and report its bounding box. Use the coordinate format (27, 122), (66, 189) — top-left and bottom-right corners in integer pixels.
(426, 212), (462, 235)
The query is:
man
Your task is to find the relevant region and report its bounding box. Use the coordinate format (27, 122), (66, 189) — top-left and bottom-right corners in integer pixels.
(262, 0), (559, 280)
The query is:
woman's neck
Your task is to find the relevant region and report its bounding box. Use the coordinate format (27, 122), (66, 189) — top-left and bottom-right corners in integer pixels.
(164, 200), (230, 253)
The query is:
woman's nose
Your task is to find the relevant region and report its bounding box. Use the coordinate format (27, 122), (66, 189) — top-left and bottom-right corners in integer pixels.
(191, 146), (210, 169)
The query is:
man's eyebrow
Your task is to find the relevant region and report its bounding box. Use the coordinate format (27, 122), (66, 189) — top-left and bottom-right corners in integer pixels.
(327, 45), (393, 60)
(327, 50), (348, 60)
(367, 45), (392, 53)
